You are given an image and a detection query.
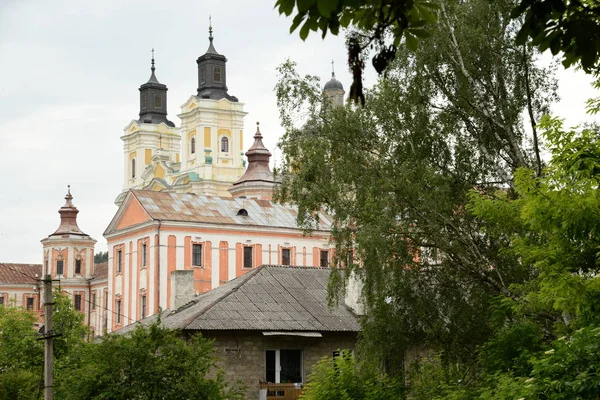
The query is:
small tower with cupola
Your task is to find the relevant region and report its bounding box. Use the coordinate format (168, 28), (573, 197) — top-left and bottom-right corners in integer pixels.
(324, 60), (345, 106)
(229, 122), (278, 200)
(41, 187), (96, 320)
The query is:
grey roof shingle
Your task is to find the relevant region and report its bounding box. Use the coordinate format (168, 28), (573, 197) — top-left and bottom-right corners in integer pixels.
(118, 265), (360, 334)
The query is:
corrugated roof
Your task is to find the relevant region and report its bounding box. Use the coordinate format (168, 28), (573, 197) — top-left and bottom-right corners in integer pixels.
(0, 263), (42, 284)
(118, 265), (360, 334)
(129, 190), (332, 231)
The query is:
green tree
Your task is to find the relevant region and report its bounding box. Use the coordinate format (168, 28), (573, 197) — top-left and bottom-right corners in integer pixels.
(0, 291), (90, 400)
(94, 251), (108, 263)
(56, 322), (244, 400)
(275, 0), (556, 378)
(276, 0), (600, 103)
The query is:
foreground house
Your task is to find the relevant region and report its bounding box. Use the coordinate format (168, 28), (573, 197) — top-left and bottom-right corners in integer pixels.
(118, 264), (361, 399)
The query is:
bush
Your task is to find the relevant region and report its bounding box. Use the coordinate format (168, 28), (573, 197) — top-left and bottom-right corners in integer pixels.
(300, 350), (402, 400)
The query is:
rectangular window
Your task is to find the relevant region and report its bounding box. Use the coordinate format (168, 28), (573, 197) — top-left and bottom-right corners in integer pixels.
(320, 250), (329, 267)
(154, 94), (162, 109)
(282, 248), (291, 266)
(91, 292), (97, 309)
(116, 300), (122, 324)
(192, 244), (203, 267)
(142, 243), (147, 267)
(26, 297), (34, 311)
(214, 67), (221, 83)
(243, 246), (253, 269)
(56, 260), (64, 275)
(74, 294), (82, 311)
(266, 349), (302, 383)
(117, 250), (122, 273)
(141, 295), (147, 319)
(0, 296), (4, 306)
(75, 259), (82, 274)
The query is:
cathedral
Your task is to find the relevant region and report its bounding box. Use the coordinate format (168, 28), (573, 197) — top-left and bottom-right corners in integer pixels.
(0, 24), (346, 336)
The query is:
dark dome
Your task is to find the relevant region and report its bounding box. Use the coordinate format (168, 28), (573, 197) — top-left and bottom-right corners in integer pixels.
(324, 76), (344, 90)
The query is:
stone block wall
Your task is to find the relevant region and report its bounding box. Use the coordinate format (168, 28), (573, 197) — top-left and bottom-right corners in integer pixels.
(201, 330), (357, 399)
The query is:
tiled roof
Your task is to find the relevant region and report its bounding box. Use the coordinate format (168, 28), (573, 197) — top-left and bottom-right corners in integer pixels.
(0, 263), (42, 284)
(93, 261), (108, 280)
(130, 190), (333, 231)
(118, 265), (360, 333)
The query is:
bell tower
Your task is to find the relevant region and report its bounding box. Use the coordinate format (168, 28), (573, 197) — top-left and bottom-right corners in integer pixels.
(178, 20), (246, 197)
(117, 50), (181, 205)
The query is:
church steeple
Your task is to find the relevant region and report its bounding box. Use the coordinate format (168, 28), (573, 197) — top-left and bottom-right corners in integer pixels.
(196, 19), (238, 102)
(138, 49), (175, 127)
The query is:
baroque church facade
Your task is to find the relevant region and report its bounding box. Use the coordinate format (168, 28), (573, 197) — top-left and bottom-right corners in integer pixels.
(0, 24), (346, 336)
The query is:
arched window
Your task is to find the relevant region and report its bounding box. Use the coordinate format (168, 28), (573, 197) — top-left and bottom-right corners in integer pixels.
(131, 158), (136, 178)
(221, 136), (229, 152)
(191, 137), (196, 154)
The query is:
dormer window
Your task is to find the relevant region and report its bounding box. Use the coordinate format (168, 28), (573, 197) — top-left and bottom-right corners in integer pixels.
(191, 137), (196, 154)
(221, 136), (229, 153)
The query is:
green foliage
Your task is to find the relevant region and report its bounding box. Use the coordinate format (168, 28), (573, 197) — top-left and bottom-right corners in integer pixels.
(56, 322), (244, 400)
(275, 0), (595, 103)
(300, 350), (402, 400)
(94, 251), (108, 263)
(275, 0), (555, 380)
(513, 0), (600, 72)
(0, 306), (42, 373)
(0, 307), (42, 400)
(0, 369), (40, 400)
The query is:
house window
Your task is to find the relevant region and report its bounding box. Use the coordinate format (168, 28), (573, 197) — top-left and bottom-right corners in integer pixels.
(214, 67), (221, 83)
(75, 258), (82, 274)
(154, 94), (162, 109)
(281, 248), (291, 266)
(0, 296), (4, 306)
(91, 292), (96, 309)
(56, 259), (64, 276)
(320, 250), (329, 267)
(221, 136), (229, 152)
(142, 243), (147, 267)
(141, 295), (147, 319)
(131, 158), (136, 179)
(243, 246), (253, 269)
(26, 297), (34, 311)
(141, 93), (147, 110)
(192, 244), (202, 267)
(116, 300), (122, 324)
(266, 349), (302, 384)
(117, 250), (122, 273)
(191, 137), (196, 154)
(74, 294), (82, 311)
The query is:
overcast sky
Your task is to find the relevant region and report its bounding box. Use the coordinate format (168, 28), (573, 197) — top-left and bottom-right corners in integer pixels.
(0, 0), (597, 263)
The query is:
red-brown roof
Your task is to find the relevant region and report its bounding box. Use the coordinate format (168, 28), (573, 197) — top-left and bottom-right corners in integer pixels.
(0, 263), (42, 284)
(92, 261), (108, 280)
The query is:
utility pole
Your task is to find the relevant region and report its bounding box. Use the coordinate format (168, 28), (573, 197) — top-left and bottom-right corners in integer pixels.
(43, 275), (54, 400)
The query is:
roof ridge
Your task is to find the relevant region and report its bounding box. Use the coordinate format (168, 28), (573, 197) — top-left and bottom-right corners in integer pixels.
(180, 266), (264, 328)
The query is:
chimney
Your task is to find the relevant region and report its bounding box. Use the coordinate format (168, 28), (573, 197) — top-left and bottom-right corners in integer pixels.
(170, 270), (195, 309)
(344, 270), (364, 315)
